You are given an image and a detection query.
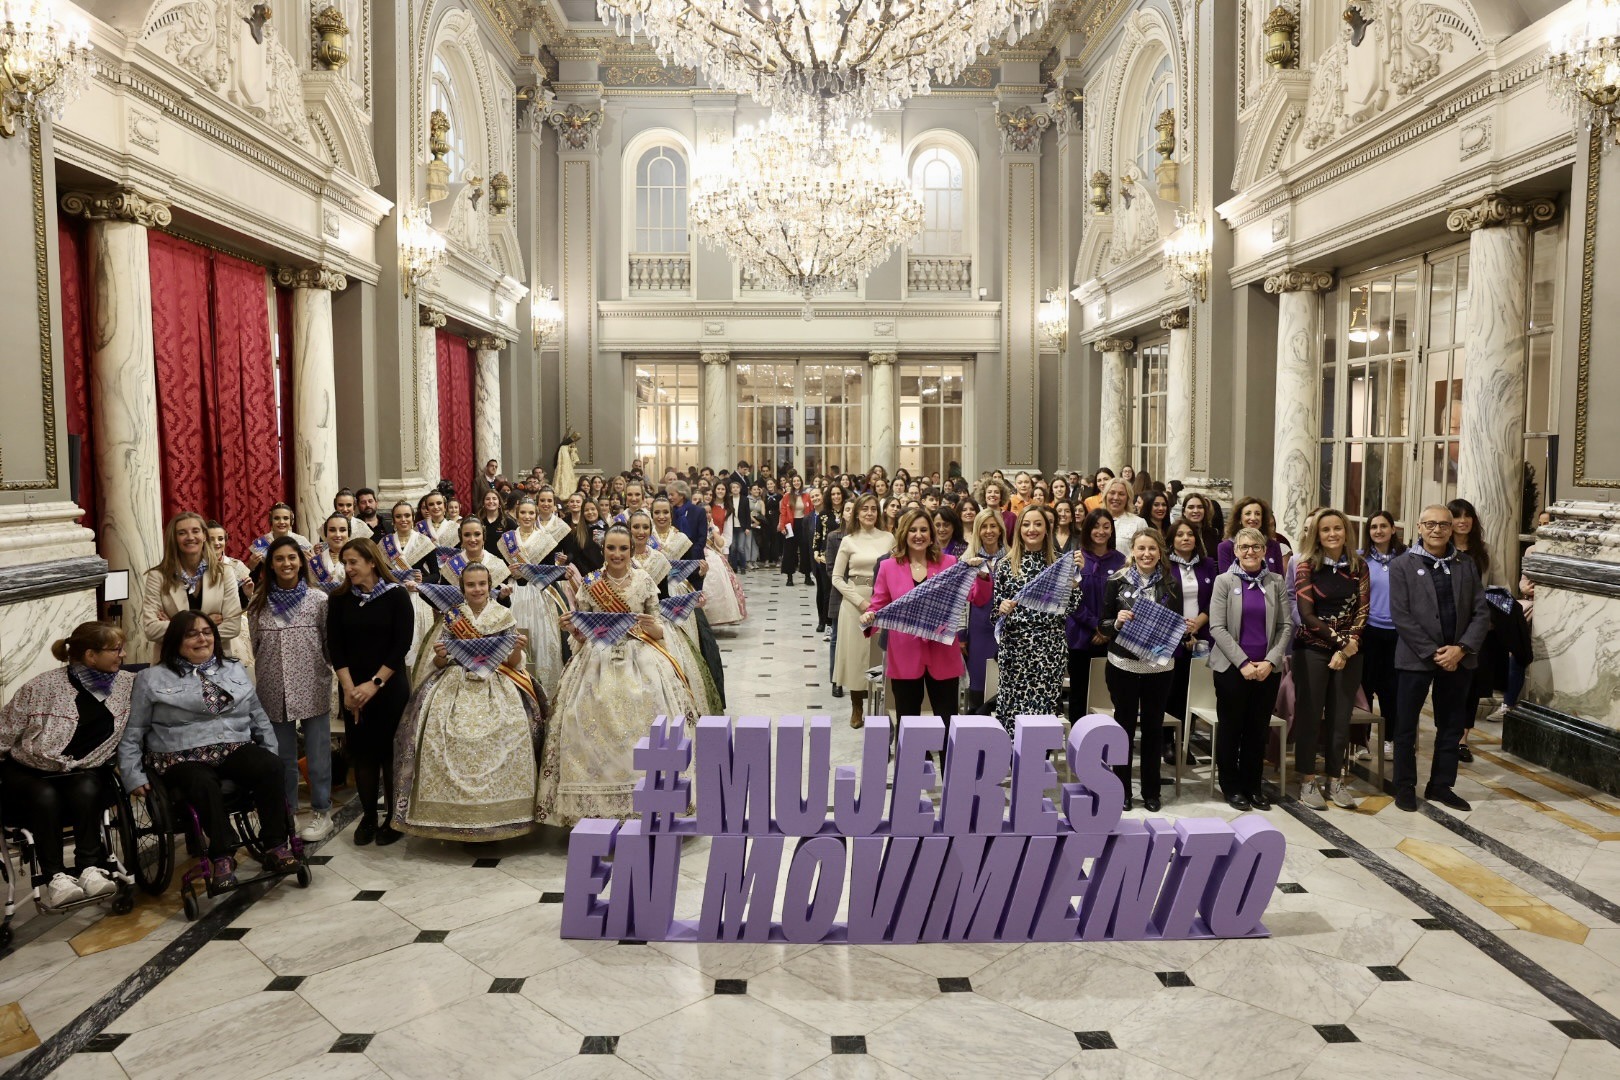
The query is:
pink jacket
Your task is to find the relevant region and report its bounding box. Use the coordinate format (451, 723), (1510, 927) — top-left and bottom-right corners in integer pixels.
(866, 554), (966, 681)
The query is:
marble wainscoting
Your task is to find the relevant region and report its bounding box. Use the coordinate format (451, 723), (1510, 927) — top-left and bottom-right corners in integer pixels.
(1511, 501), (1620, 796)
(0, 502), (104, 706)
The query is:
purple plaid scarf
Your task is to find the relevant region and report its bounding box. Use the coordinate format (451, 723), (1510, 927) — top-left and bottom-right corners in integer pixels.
(176, 558), (210, 595)
(441, 628), (520, 677)
(354, 578), (398, 607)
(659, 592), (704, 623)
(268, 580), (310, 621)
(1011, 555), (1080, 615)
(69, 663), (118, 700)
(872, 560), (977, 645)
(569, 610), (640, 648)
(514, 563), (567, 588)
(417, 583), (467, 615)
(667, 559), (703, 583)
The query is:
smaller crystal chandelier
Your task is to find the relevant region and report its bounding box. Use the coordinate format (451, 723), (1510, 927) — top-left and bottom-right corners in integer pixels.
(399, 205), (446, 297)
(0, 0), (93, 141)
(1038, 289), (1068, 349)
(1549, 1), (1620, 151)
(531, 284), (561, 348)
(1163, 209), (1211, 302)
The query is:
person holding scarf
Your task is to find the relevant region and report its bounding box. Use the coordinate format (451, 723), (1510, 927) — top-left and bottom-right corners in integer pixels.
(142, 512), (244, 666)
(309, 514), (351, 594)
(650, 496), (726, 708)
(1066, 509), (1125, 722)
(1292, 509), (1370, 811)
(500, 493), (572, 703)
(1100, 528), (1182, 812)
(962, 509), (1008, 713)
(861, 509), (964, 729)
(326, 539), (415, 846)
(246, 537), (335, 842)
(1164, 519), (1219, 753)
(537, 525), (697, 826)
(628, 509), (723, 713)
(393, 563), (542, 841)
(992, 505), (1085, 736)
(1208, 527), (1293, 810)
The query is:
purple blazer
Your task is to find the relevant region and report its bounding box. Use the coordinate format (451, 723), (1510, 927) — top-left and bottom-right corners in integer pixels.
(1066, 549), (1126, 650)
(965, 556), (1003, 693)
(1169, 556), (1219, 657)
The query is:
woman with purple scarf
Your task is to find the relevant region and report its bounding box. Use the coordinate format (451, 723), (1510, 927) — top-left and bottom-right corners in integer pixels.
(1066, 509), (1125, 722)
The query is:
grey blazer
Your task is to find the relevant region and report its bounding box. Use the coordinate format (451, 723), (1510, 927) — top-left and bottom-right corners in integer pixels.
(1388, 548), (1490, 671)
(119, 659), (274, 791)
(1207, 570), (1294, 673)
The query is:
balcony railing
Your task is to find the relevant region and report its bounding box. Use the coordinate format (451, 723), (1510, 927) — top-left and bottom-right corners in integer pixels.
(629, 253), (691, 293)
(739, 265), (857, 293)
(907, 254), (972, 294)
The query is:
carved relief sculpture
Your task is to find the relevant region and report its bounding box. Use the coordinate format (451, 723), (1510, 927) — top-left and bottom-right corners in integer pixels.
(145, 1), (311, 146)
(546, 102), (604, 151)
(995, 104), (1053, 154)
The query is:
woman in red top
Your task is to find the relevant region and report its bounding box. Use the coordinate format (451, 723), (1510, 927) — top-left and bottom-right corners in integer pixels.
(778, 476), (818, 587)
(862, 509), (964, 727)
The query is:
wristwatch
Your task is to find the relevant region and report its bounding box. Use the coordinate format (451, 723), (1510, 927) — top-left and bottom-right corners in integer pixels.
(371, 676), (385, 688)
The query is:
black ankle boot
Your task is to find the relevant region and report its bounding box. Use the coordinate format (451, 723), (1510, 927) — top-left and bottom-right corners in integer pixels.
(354, 816), (377, 846)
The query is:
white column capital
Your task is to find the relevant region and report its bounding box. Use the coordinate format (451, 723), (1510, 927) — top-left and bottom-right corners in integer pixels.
(1263, 269), (1334, 294)
(868, 349), (898, 366)
(1160, 309), (1191, 332)
(700, 349), (731, 366)
(1446, 194), (1558, 234)
(1094, 337), (1135, 355)
(469, 335), (509, 352)
(60, 188), (172, 228)
(418, 305), (448, 329)
(275, 266), (349, 292)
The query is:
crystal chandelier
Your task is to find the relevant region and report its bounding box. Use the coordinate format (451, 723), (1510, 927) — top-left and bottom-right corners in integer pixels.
(689, 112), (923, 313)
(597, 0), (1049, 121)
(399, 205), (446, 297)
(0, 0), (93, 140)
(1549, 0), (1620, 151)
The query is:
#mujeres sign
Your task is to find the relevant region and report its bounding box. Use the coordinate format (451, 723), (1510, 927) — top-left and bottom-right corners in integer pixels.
(561, 714), (1285, 945)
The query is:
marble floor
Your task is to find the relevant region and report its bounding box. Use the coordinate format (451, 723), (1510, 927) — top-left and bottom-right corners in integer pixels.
(4, 572), (1620, 1079)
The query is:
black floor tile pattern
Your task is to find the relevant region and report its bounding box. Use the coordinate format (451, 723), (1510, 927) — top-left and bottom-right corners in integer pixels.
(937, 977), (972, 993)
(472, 857), (502, 868)
(539, 891), (565, 903)
(1074, 1031), (1117, 1050)
(265, 975), (305, 991)
(714, 979), (747, 994)
(1155, 971), (1194, 987)
(1413, 917), (1454, 930)
(79, 1034), (128, 1053)
(330, 1033), (373, 1053)
(1314, 1024), (1359, 1043)
(831, 1035), (867, 1054)
(1551, 1019), (1602, 1039)
(1276, 882), (1307, 894)
(618, 939), (647, 946)
(580, 1036), (620, 1055)
(1368, 965), (1410, 982)
(215, 926), (251, 940)
(490, 978), (526, 994)
(1320, 849), (1351, 859)
(352, 890), (386, 901)
(305, 854), (334, 865)
(414, 930), (450, 943)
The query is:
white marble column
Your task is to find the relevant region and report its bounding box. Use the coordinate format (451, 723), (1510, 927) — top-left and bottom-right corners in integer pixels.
(868, 349), (898, 473)
(996, 100), (1045, 469)
(1162, 309), (1192, 484)
(275, 266), (348, 532)
(700, 349), (730, 469)
(550, 100), (605, 466)
(471, 335), (507, 472)
(60, 190), (170, 639)
(416, 305), (446, 489)
(1263, 270), (1335, 546)
(1448, 195), (1556, 586)
(1095, 338), (1134, 474)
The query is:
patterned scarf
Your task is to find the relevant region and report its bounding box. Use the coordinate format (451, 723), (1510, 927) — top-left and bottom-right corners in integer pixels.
(178, 657), (233, 714)
(378, 533), (415, 581)
(513, 563), (567, 588)
(1232, 565), (1268, 591)
(268, 580), (309, 621)
(659, 592), (704, 623)
(309, 553), (341, 593)
(1125, 565), (1164, 591)
(1484, 585), (1515, 614)
(354, 578), (398, 607)
(1168, 553), (1202, 569)
(584, 573), (691, 691)
(69, 663), (118, 700)
(1420, 546), (1457, 576)
(667, 559), (704, 584)
(872, 559), (978, 645)
(1363, 547), (1397, 568)
(569, 610), (641, 647)
(1010, 555), (1080, 614)
(176, 557), (210, 594)
(1320, 554), (1351, 572)
(439, 603), (536, 700)
(416, 582), (468, 616)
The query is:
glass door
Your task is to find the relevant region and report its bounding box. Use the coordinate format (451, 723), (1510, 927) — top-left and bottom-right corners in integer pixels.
(735, 361), (797, 475)
(736, 360), (865, 478)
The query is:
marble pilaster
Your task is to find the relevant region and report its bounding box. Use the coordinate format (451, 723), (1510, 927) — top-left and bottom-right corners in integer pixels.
(1095, 338), (1134, 474)
(700, 349), (731, 470)
(1162, 309), (1192, 485)
(1263, 270), (1335, 546)
(417, 305), (447, 488)
(61, 189), (170, 640)
(471, 336), (507, 472)
(553, 97), (604, 466)
(868, 350), (897, 473)
(1447, 195), (1556, 586)
(275, 267), (348, 533)
(997, 99), (1045, 469)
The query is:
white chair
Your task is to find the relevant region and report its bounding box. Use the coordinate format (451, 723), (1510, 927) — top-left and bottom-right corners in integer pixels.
(1350, 706), (1386, 790)
(1184, 662), (1288, 798)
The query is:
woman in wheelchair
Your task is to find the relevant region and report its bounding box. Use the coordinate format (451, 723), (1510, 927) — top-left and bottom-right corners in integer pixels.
(119, 611), (298, 887)
(0, 621), (133, 907)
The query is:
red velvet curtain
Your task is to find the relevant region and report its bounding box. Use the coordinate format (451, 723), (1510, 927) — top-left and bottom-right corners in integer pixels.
(274, 286), (297, 505)
(57, 217), (96, 533)
(436, 329), (475, 503)
(148, 232), (283, 556)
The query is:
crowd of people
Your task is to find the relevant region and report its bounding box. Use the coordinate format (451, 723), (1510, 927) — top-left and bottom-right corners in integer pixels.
(0, 449), (1538, 908)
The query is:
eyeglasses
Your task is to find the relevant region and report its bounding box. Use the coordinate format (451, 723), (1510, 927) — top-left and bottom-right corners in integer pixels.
(1235, 543), (1265, 552)
(182, 628), (213, 641)
(1418, 520), (1453, 530)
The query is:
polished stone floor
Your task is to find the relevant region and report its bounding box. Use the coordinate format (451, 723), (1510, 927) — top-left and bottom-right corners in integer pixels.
(4, 572), (1620, 1079)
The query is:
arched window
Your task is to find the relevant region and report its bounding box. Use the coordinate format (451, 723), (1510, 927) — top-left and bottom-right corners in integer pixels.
(1134, 55), (1175, 179)
(911, 146), (965, 255)
(635, 146), (688, 254)
(431, 54), (469, 175)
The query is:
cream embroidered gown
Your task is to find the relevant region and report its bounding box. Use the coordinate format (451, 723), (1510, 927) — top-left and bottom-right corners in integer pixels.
(634, 547), (722, 714)
(505, 516), (571, 702)
(393, 601), (542, 841)
(535, 567), (698, 826)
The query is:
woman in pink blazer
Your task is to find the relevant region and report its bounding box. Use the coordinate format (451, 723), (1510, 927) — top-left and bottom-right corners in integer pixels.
(861, 508), (964, 727)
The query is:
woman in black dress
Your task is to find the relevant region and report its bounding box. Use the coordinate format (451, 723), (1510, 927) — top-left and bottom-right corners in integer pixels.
(326, 538), (415, 846)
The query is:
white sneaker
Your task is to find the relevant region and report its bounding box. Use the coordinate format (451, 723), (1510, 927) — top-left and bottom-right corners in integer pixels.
(299, 811), (335, 843)
(1354, 743), (1372, 761)
(1485, 702), (1509, 722)
(1383, 741), (1395, 761)
(1300, 779), (1328, 810)
(1329, 778), (1358, 809)
(45, 873), (86, 907)
(77, 866), (117, 898)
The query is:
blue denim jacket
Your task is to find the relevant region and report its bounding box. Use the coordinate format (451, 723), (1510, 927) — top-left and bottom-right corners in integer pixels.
(118, 659), (274, 791)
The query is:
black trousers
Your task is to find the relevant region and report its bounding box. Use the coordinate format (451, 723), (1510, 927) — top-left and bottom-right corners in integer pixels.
(814, 562), (833, 626)
(0, 760), (111, 877)
(1213, 667), (1281, 797)
(160, 743), (290, 858)
(890, 674), (959, 728)
(1066, 646), (1104, 722)
(762, 526), (781, 565)
(1293, 647), (1363, 779)
(1394, 667), (1471, 794)
(1105, 664), (1173, 798)
(782, 525), (811, 581)
(1359, 626), (1399, 720)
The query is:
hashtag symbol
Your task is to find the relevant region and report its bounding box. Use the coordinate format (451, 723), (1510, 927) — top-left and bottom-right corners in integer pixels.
(632, 716), (692, 832)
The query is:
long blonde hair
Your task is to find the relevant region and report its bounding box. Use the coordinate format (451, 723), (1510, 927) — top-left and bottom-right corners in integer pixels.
(1297, 508), (1365, 574)
(1006, 504), (1056, 576)
(152, 512), (225, 587)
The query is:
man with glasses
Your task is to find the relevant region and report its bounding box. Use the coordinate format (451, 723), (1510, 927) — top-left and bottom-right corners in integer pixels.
(1388, 504), (1491, 812)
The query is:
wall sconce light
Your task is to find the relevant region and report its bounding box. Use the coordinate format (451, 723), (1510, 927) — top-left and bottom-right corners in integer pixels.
(1549, 0), (1620, 151)
(489, 171), (512, 216)
(531, 284), (561, 348)
(1038, 289), (1068, 349)
(1162, 210), (1211, 302)
(400, 204), (446, 297)
(0, 0), (92, 141)
(312, 5), (350, 71)
(1088, 170), (1111, 215)
(1263, 6), (1300, 70)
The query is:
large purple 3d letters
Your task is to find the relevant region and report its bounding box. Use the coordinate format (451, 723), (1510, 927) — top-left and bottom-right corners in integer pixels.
(560, 715), (1285, 944)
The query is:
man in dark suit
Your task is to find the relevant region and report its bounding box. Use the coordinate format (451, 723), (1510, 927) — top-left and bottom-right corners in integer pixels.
(1389, 503), (1492, 813)
(669, 480), (708, 591)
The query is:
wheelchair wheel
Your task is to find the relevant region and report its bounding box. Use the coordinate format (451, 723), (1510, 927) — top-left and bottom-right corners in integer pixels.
(181, 889), (199, 922)
(111, 887), (134, 916)
(0, 921), (13, 951)
(115, 784), (175, 896)
(295, 864), (311, 888)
